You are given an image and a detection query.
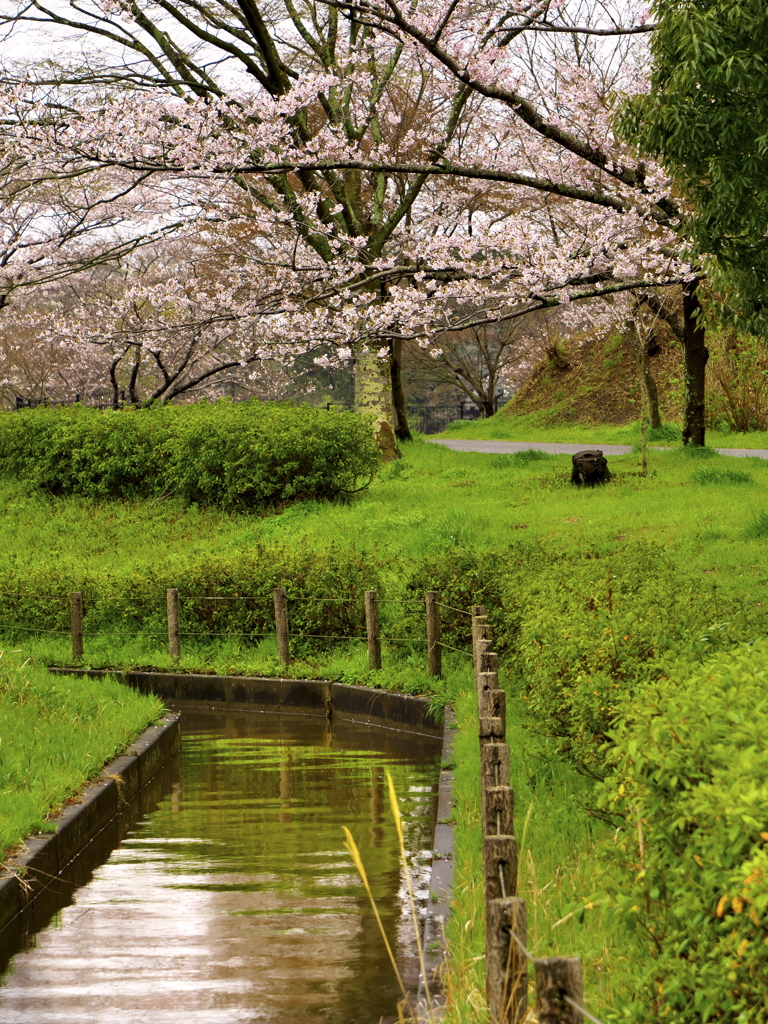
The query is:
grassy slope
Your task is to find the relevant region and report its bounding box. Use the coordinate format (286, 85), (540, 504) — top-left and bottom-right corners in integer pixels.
(435, 326), (768, 448)
(0, 651), (165, 858)
(437, 413), (768, 450)
(1, 441), (768, 668)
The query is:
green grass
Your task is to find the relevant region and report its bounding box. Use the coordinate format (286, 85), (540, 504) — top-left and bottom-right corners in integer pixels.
(436, 410), (768, 450)
(3, 439), (768, 569)
(443, 686), (623, 1023)
(2, 439), (768, 669)
(0, 650), (165, 858)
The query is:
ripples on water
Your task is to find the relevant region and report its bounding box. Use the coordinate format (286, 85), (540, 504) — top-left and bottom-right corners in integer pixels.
(0, 707), (440, 1024)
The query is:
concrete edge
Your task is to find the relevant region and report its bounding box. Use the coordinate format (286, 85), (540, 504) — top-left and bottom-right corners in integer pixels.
(417, 706), (456, 1019)
(0, 713), (180, 934)
(48, 668), (443, 738)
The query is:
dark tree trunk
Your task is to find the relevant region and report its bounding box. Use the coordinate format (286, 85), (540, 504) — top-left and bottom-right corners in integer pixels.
(682, 278), (709, 446)
(644, 369), (662, 429)
(389, 337), (413, 441)
(480, 398), (495, 418)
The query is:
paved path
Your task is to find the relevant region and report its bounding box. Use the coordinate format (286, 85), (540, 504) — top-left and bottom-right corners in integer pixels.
(426, 438), (768, 459)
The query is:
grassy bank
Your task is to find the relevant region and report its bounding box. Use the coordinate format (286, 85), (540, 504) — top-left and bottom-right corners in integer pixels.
(0, 651), (165, 859)
(443, 687), (621, 1024)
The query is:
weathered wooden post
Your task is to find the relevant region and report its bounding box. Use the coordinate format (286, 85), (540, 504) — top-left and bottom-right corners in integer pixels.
(478, 670), (499, 693)
(487, 897), (528, 1024)
(483, 783), (515, 841)
(472, 605), (488, 679)
(483, 831), (518, 902)
(365, 590), (381, 670)
(273, 586), (290, 666)
(535, 957), (584, 1024)
(167, 588), (181, 660)
(426, 590), (441, 677)
(70, 591), (83, 662)
(481, 742), (511, 791)
(479, 688), (506, 744)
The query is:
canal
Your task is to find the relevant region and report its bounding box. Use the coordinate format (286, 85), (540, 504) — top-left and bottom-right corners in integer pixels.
(0, 707), (441, 1023)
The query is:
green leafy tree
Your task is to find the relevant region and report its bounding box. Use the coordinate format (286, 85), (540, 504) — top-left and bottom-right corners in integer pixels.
(621, 0), (768, 329)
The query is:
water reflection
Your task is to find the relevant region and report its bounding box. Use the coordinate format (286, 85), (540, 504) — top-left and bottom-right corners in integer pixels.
(0, 709), (439, 1024)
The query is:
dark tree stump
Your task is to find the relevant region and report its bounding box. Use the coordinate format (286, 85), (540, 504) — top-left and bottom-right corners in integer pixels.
(571, 450), (611, 487)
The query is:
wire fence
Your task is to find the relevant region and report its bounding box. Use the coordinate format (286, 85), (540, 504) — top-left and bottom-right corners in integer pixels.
(0, 586), (473, 674)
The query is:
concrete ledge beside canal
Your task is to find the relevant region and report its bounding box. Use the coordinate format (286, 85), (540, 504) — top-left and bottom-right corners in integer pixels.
(0, 713), (180, 936)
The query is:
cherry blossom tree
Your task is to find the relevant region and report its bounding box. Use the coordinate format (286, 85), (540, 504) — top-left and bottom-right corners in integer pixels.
(0, 0), (701, 437)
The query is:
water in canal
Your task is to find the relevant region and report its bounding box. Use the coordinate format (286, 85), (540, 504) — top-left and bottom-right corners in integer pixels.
(0, 707), (441, 1024)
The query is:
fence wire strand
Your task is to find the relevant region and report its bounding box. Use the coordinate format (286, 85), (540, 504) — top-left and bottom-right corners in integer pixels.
(437, 641), (474, 657)
(0, 623), (71, 635)
(435, 602), (473, 617)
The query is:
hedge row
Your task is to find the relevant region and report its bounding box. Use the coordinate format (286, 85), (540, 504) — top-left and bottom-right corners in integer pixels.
(0, 402), (381, 510)
(598, 642), (768, 1022)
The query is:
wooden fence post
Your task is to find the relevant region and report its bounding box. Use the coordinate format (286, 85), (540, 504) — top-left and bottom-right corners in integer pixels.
(70, 591), (83, 662)
(426, 590), (441, 677)
(273, 587), (290, 666)
(472, 606), (488, 680)
(478, 670), (499, 693)
(167, 588), (180, 660)
(534, 957), (584, 1024)
(486, 897), (528, 1024)
(481, 742), (511, 791)
(365, 590), (381, 670)
(479, 688), (506, 743)
(481, 648), (500, 677)
(483, 784), (515, 840)
(483, 833), (518, 901)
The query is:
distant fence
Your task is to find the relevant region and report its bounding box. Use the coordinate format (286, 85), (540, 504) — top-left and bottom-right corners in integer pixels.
(6, 394), (488, 431)
(472, 606), (596, 1024)
(407, 401), (483, 435)
(1, 587), (474, 676)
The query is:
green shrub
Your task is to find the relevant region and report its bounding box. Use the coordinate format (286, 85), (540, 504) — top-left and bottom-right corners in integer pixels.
(0, 403), (380, 510)
(597, 641), (768, 1023)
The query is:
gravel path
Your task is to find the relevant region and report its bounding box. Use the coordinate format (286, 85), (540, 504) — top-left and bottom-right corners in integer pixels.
(426, 438), (768, 459)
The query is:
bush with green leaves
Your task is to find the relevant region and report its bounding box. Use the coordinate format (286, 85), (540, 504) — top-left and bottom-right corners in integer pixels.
(0, 402), (380, 509)
(597, 641), (768, 1023)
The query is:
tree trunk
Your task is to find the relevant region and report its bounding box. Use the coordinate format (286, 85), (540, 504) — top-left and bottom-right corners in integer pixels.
(644, 369), (662, 429)
(354, 344), (401, 461)
(682, 278), (708, 446)
(480, 398), (495, 418)
(389, 337), (413, 441)
(625, 318), (662, 429)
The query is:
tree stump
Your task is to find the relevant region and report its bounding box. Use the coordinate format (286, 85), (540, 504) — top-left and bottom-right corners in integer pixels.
(571, 450), (611, 487)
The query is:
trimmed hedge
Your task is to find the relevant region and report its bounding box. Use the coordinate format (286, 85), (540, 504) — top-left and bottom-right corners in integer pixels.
(0, 402), (381, 509)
